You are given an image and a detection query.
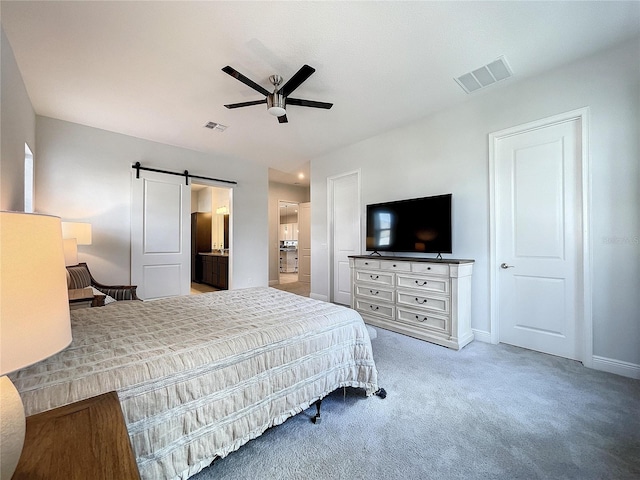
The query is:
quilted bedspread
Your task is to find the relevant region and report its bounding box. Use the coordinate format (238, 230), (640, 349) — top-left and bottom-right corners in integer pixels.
(11, 287), (379, 479)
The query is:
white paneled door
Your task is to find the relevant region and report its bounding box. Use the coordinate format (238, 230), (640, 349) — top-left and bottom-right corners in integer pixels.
(131, 170), (191, 300)
(298, 202), (311, 284)
(330, 172), (360, 305)
(494, 116), (583, 360)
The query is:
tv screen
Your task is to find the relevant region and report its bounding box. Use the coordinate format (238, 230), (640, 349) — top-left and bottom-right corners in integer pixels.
(366, 194), (452, 254)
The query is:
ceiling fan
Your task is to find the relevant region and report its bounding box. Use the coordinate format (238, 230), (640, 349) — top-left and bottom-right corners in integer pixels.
(222, 64), (333, 124)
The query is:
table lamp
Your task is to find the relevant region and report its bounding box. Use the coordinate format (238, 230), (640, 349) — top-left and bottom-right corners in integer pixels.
(61, 222), (92, 266)
(0, 212), (72, 479)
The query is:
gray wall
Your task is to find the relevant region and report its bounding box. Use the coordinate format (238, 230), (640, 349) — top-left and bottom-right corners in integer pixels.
(1, 27), (36, 211)
(35, 116), (269, 289)
(310, 38), (640, 371)
(1, 30), (269, 290)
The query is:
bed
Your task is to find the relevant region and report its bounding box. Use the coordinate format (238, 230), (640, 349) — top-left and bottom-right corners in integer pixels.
(10, 287), (380, 479)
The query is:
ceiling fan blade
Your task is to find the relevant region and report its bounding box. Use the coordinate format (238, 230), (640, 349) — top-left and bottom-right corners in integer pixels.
(278, 114), (288, 124)
(224, 99), (267, 109)
(222, 66), (270, 97)
(279, 65), (316, 98)
(286, 98), (333, 109)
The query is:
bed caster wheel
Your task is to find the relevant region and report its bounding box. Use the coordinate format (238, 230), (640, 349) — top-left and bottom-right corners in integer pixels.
(375, 388), (387, 399)
(311, 399), (322, 424)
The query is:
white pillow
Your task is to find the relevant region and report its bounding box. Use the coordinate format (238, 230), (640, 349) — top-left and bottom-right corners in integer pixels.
(90, 287), (116, 305)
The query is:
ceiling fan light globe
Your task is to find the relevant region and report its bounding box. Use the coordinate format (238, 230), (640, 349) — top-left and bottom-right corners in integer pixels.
(268, 106), (286, 117)
(267, 92), (286, 117)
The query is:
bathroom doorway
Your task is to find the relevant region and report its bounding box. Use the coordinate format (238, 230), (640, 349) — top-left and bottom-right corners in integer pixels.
(191, 184), (232, 294)
(278, 201), (299, 284)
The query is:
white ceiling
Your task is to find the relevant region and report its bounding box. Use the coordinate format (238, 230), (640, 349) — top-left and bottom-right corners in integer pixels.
(2, 1), (639, 182)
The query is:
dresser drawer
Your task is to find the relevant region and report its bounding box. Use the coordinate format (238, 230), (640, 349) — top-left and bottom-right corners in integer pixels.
(355, 284), (395, 302)
(411, 262), (449, 276)
(354, 258), (380, 269)
(380, 260), (411, 272)
(396, 307), (450, 334)
(354, 298), (395, 320)
(396, 291), (450, 314)
(397, 274), (450, 295)
(355, 270), (394, 286)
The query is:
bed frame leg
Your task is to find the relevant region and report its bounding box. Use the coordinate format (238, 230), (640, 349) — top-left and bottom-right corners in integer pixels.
(374, 388), (387, 399)
(312, 399), (322, 424)
(311, 387), (384, 424)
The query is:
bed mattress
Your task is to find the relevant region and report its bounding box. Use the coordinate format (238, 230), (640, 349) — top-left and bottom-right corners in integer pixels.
(11, 287), (379, 479)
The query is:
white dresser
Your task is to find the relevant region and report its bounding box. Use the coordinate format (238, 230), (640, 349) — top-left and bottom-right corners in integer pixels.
(349, 256), (474, 350)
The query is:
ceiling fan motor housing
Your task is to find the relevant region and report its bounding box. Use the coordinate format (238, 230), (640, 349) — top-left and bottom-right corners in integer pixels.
(267, 92), (286, 117)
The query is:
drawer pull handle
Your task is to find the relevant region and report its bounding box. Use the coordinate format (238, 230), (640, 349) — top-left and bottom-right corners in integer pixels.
(427, 267), (431, 270)
(370, 275), (379, 280)
(415, 297), (428, 304)
(370, 305), (379, 311)
(415, 315), (428, 322)
(364, 262), (369, 265)
(414, 280), (428, 286)
(370, 290), (379, 295)
(392, 264), (397, 267)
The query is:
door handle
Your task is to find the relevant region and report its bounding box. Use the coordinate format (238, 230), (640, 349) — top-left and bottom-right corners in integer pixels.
(500, 263), (515, 269)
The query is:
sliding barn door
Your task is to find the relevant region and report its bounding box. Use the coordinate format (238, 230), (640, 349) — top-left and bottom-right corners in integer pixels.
(131, 170), (191, 300)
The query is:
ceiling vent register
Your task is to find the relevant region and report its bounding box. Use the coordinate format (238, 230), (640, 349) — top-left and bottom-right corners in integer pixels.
(455, 56), (513, 94)
(204, 122), (228, 132)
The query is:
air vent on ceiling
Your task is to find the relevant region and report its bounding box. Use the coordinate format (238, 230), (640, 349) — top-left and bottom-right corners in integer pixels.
(455, 56), (513, 94)
(204, 121), (228, 132)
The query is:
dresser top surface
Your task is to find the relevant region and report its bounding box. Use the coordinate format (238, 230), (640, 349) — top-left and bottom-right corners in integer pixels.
(349, 255), (474, 264)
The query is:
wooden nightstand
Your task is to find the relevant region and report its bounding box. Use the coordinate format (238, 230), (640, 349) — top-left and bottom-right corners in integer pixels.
(68, 287), (105, 309)
(12, 391), (140, 480)
(68, 287), (94, 309)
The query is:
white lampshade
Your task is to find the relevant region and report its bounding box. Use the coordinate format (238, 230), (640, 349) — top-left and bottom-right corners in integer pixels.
(63, 238), (79, 266)
(1, 212), (72, 374)
(1, 212), (72, 478)
(61, 221), (92, 245)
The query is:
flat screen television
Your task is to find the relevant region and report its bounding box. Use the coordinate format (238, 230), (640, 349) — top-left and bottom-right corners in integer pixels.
(366, 194), (452, 255)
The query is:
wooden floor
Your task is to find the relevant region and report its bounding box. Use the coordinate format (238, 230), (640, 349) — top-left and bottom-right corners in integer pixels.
(191, 276), (310, 298)
(278, 273), (299, 284)
(272, 279), (310, 297)
(190, 282), (219, 295)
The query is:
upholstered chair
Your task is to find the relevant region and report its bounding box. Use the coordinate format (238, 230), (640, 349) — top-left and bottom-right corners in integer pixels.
(66, 263), (139, 305)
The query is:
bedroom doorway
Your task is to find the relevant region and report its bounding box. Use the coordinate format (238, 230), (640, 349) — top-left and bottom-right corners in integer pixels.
(328, 170), (360, 305)
(489, 108), (591, 363)
(298, 202), (311, 284)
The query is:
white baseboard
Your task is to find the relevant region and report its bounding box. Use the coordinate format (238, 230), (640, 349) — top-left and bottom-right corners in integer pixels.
(310, 292), (329, 302)
(592, 355), (640, 380)
(472, 329), (492, 344)
(471, 330), (639, 379)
